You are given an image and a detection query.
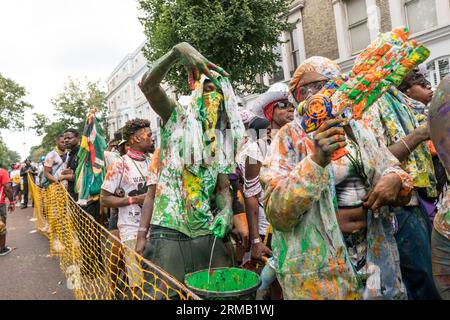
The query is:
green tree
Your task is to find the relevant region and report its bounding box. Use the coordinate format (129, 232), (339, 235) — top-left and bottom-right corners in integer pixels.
(0, 136), (20, 168)
(51, 78), (107, 130)
(30, 78), (108, 154)
(0, 73), (33, 129)
(138, 0), (291, 95)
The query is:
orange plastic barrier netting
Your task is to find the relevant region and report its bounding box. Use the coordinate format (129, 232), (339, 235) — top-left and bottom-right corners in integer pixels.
(28, 177), (200, 300)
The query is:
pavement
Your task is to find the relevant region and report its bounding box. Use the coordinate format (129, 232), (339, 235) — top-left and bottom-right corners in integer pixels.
(0, 206), (74, 300)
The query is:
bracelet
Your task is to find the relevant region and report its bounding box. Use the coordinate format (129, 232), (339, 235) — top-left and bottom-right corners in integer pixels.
(251, 238), (261, 245)
(137, 227), (148, 233)
(127, 197), (134, 205)
(400, 138), (412, 154)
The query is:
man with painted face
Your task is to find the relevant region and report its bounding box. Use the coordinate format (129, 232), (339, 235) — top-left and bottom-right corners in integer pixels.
(135, 42), (245, 289)
(101, 119), (154, 298)
(428, 76), (450, 299)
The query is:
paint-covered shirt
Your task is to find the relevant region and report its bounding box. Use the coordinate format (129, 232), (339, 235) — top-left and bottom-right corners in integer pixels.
(150, 75), (245, 238)
(151, 103), (232, 238)
(260, 119), (410, 300)
(434, 184), (450, 240)
(101, 154), (152, 242)
(362, 88), (437, 198)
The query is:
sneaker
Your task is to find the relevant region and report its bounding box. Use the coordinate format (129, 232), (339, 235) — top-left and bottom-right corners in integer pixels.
(0, 246), (12, 256)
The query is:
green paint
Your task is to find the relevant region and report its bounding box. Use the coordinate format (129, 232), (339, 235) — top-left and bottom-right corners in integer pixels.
(185, 267), (259, 293)
(278, 236), (287, 271)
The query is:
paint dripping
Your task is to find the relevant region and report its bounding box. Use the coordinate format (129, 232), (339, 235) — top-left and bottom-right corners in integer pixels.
(207, 236), (218, 290)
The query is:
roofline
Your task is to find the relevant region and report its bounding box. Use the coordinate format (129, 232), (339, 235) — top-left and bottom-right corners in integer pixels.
(106, 40), (147, 82)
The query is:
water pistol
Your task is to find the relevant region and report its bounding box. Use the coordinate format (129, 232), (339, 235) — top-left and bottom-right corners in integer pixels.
(299, 26), (430, 160)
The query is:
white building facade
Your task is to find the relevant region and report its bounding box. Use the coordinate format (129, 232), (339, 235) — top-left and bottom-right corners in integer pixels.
(106, 42), (175, 143)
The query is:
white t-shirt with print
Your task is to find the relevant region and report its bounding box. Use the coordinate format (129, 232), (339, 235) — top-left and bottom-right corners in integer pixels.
(101, 154), (152, 242)
(44, 150), (66, 180)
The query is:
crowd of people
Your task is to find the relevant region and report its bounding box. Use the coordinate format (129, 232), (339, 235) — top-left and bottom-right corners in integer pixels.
(0, 41), (449, 301)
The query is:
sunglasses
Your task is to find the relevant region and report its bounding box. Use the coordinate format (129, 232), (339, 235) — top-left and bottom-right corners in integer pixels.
(275, 101), (294, 109)
(298, 80), (329, 100)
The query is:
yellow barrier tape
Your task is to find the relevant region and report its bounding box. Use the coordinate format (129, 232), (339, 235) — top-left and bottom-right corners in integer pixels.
(28, 176), (200, 300)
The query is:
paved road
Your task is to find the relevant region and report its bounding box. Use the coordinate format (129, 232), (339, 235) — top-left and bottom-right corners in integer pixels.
(0, 206), (74, 300)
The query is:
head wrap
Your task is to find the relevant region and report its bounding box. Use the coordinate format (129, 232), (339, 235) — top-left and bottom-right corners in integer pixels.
(288, 56), (341, 104)
(252, 91), (289, 123)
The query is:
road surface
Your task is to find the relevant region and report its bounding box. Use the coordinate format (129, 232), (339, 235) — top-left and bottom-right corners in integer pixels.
(0, 206), (74, 300)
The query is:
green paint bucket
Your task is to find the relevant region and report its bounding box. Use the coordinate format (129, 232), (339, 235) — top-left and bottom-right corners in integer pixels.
(184, 267), (261, 300)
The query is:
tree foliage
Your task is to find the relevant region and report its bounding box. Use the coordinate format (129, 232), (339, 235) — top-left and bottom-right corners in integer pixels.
(138, 0), (291, 95)
(0, 136), (20, 168)
(0, 73), (33, 130)
(30, 78), (108, 156)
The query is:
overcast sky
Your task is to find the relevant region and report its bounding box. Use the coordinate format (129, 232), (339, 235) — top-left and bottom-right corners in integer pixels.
(0, 0), (146, 160)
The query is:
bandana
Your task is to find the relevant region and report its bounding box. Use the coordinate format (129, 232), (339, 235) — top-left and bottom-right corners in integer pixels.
(184, 71), (245, 174)
(199, 90), (224, 158)
(263, 101), (277, 123)
(127, 148), (147, 161)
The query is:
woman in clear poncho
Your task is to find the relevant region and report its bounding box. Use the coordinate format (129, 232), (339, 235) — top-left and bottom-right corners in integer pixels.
(260, 56), (413, 300)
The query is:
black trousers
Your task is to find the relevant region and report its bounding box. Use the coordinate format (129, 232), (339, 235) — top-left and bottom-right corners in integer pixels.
(22, 183), (29, 206)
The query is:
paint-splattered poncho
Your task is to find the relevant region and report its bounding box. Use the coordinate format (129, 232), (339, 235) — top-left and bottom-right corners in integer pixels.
(150, 74), (245, 238)
(260, 117), (410, 300)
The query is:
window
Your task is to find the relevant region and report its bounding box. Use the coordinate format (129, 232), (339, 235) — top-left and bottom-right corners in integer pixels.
(345, 0), (370, 53)
(269, 42), (285, 84)
(289, 27), (301, 75)
(405, 0), (437, 34)
(426, 56), (450, 87)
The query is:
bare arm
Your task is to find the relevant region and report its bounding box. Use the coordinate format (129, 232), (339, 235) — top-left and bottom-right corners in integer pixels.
(139, 42), (229, 125)
(244, 158), (273, 260)
(210, 173), (233, 238)
(3, 183), (13, 203)
(139, 49), (179, 124)
(244, 159), (262, 243)
(4, 183), (14, 212)
(137, 185), (156, 235)
(44, 166), (59, 184)
(100, 189), (145, 209)
(388, 124), (429, 162)
(135, 185), (156, 255)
